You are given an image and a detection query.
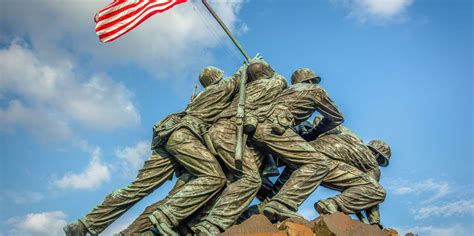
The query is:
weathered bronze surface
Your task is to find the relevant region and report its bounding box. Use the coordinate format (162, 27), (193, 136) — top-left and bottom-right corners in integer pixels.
(64, 62), (392, 236)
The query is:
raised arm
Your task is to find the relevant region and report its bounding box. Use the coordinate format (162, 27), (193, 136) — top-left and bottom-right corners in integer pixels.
(301, 88), (344, 141)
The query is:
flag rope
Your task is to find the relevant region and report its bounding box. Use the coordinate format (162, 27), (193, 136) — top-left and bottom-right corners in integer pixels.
(192, 2), (242, 62)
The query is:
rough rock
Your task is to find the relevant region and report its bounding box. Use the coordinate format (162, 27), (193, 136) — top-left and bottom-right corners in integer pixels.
(383, 228), (399, 236)
(220, 213), (392, 236)
(279, 217), (315, 230)
(312, 212), (386, 236)
(278, 222), (313, 235)
(218, 214), (285, 236)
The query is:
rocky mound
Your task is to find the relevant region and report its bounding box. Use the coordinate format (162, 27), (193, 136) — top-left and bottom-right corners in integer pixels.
(219, 212), (407, 236)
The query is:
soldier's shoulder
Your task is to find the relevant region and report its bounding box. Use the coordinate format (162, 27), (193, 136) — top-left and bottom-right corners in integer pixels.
(215, 76), (235, 86)
(204, 76), (236, 91)
(272, 72), (286, 80)
(312, 84), (330, 96)
(290, 82), (318, 91)
(156, 112), (185, 123)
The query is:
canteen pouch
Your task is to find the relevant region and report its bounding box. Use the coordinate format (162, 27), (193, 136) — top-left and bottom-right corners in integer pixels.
(151, 112), (186, 150)
(244, 114), (258, 134)
(271, 110), (294, 135)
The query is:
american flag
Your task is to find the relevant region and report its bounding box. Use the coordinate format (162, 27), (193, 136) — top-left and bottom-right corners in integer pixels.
(95, 0), (187, 43)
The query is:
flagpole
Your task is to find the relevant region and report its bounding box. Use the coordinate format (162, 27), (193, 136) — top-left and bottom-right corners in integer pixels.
(201, 0), (251, 61)
(201, 0), (249, 172)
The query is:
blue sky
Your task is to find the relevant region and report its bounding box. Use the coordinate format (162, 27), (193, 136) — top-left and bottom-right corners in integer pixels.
(0, 0), (472, 235)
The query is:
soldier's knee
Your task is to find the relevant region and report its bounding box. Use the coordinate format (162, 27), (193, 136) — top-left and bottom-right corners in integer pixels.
(307, 161), (330, 175)
(217, 176), (227, 188)
(374, 184), (386, 201)
(236, 171), (261, 193)
(210, 173), (227, 186)
(248, 172), (262, 186)
(379, 186), (387, 200)
(310, 153), (332, 171)
(208, 173), (226, 187)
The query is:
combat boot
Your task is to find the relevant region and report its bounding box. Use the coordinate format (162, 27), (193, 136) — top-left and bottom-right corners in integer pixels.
(194, 220), (221, 236)
(63, 220), (94, 236)
(314, 199), (338, 215)
(148, 210), (179, 236)
(263, 200), (304, 222)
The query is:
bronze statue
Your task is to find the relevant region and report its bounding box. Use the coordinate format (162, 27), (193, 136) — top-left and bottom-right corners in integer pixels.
(64, 64), (393, 236)
(64, 63), (245, 236)
(249, 68), (344, 222)
(310, 120), (391, 229)
(192, 60), (288, 235)
(146, 63), (251, 235)
(63, 1), (396, 235)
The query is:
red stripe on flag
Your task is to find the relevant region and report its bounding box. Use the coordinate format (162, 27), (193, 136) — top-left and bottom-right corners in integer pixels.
(96, 2), (151, 32)
(98, 1), (177, 42)
(96, 2), (143, 22)
(101, 2), (183, 42)
(94, 0), (187, 43)
(96, 1), (171, 32)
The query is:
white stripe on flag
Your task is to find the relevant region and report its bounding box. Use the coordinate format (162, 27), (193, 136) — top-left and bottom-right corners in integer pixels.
(94, 0), (186, 43)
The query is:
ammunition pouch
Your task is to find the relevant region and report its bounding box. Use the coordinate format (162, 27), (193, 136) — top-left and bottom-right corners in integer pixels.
(244, 114), (258, 134)
(271, 108), (294, 135)
(151, 112), (186, 150)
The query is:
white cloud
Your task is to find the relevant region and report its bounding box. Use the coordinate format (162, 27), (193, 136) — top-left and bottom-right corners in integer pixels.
(1, 0), (247, 80)
(387, 179), (451, 203)
(115, 140), (151, 175)
(0, 100), (72, 140)
(53, 147), (110, 190)
(399, 224), (469, 236)
(1, 0), (248, 139)
(5, 211), (67, 236)
(414, 200), (474, 220)
(332, 0), (413, 23)
(0, 41), (140, 139)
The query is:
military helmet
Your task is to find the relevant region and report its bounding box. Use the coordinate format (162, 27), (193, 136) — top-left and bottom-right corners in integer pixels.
(367, 140), (391, 167)
(199, 66), (224, 88)
(291, 68), (321, 85)
(247, 61), (275, 82)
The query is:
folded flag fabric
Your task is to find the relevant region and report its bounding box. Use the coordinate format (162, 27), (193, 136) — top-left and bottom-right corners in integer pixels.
(95, 0), (187, 43)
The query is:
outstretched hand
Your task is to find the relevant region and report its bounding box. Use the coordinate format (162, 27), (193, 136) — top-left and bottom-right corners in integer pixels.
(238, 53), (264, 73)
(248, 53), (263, 64)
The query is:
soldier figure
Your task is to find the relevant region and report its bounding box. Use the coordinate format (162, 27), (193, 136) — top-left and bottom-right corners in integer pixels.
(65, 62), (392, 235)
(146, 62), (253, 235)
(308, 117), (391, 229)
(249, 68), (344, 221)
(192, 60), (288, 235)
(63, 130), (178, 235)
(117, 66), (237, 236)
(262, 116), (391, 229)
(63, 64), (244, 236)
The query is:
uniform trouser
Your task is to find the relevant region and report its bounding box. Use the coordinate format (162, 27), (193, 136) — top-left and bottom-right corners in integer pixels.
(252, 120), (331, 211)
(158, 128), (226, 226)
(321, 161), (386, 214)
(200, 118), (263, 230)
(265, 161), (386, 215)
(119, 173), (194, 235)
(80, 148), (175, 235)
(365, 205), (381, 224)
